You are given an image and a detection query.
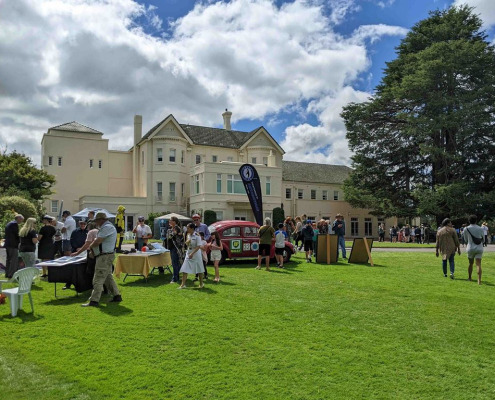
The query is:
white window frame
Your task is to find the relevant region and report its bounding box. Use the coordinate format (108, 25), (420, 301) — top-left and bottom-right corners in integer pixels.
(89, 159), (93, 168)
(266, 176), (271, 196)
(251, 157), (257, 164)
(156, 182), (163, 201)
(181, 150), (185, 164)
(227, 174), (246, 194)
(311, 189), (316, 200)
(365, 218), (372, 237)
(169, 182), (176, 202)
(195, 154), (201, 165)
(169, 148), (176, 163)
(322, 190), (328, 201)
(51, 200), (58, 213)
(98, 159), (102, 169)
(181, 183), (185, 199)
(285, 188), (291, 199)
(263, 156), (268, 166)
(217, 174), (222, 193)
(215, 211), (224, 221)
(57, 157), (62, 167)
(195, 175), (200, 194)
(351, 217), (359, 236)
(227, 157), (234, 162)
(156, 148), (163, 163)
(48, 156), (53, 166)
(298, 189), (304, 199)
(212, 155), (218, 163)
(334, 190), (339, 201)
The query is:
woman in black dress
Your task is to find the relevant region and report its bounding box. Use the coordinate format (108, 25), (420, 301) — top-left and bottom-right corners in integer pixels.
(38, 215), (56, 277)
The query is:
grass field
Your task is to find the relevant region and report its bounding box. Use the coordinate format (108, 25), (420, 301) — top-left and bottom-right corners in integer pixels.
(1, 251), (494, 399)
(346, 241), (436, 248)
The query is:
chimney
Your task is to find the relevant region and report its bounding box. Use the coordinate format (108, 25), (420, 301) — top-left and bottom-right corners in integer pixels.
(222, 109), (232, 130)
(134, 115), (142, 145)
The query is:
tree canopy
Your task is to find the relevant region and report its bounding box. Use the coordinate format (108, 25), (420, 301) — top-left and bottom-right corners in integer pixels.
(342, 5), (495, 224)
(0, 151), (56, 201)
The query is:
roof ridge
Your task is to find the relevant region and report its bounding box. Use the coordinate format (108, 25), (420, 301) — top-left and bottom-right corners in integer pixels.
(50, 121), (103, 134)
(179, 123), (248, 134)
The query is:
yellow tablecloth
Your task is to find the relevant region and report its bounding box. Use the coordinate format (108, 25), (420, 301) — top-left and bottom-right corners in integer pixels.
(114, 252), (172, 279)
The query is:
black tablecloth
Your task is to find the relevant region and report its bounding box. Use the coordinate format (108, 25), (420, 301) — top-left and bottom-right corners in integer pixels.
(47, 261), (93, 293)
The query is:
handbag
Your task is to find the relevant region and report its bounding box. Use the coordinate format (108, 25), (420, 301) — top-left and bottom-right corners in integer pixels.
(466, 228), (483, 245)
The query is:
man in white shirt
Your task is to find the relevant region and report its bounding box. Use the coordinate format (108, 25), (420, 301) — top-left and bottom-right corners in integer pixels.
(133, 216), (152, 250)
(482, 223), (490, 247)
(61, 210), (76, 256)
(462, 215), (485, 285)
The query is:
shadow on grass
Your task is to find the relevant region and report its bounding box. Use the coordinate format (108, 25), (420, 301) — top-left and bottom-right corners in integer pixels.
(44, 294), (86, 306)
(0, 311), (45, 323)
(211, 280), (236, 286)
(98, 303), (133, 316)
(454, 278), (495, 287)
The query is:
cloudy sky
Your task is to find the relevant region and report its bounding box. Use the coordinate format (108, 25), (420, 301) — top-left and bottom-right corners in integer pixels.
(1, 0), (494, 166)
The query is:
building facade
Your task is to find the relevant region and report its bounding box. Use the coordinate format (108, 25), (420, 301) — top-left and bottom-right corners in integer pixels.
(41, 111), (395, 237)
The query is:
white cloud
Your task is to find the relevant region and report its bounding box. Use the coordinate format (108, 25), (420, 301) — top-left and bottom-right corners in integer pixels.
(453, 0), (495, 28)
(0, 0), (407, 165)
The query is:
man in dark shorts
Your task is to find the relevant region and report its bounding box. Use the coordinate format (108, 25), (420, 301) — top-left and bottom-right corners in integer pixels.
(256, 218), (275, 271)
(302, 220), (314, 262)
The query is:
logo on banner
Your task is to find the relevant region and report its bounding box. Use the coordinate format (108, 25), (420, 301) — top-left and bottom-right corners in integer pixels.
(240, 165), (255, 182)
(251, 242), (259, 251)
(230, 239), (242, 253)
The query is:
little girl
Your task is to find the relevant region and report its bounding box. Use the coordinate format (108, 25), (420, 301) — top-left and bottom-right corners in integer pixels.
(209, 231), (222, 282)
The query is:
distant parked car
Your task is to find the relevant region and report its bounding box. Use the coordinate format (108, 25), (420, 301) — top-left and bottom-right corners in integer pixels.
(207, 220), (295, 265)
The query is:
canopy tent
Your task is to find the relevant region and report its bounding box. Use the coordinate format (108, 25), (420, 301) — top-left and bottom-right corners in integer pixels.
(73, 208), (116, 219)
(155, 213), (192, 222)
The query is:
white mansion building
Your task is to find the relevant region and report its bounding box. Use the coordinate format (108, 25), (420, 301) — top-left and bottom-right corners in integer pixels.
(41, 110), (394, 235)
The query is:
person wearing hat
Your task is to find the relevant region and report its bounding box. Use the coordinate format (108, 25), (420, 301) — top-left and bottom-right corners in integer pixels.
(38, 215), (56, 277)
(4, 214), (24, 278)
(133, 216), (152, 250)
(192, 213), (211, 241)
(82, 212), (122, 307)
(61, 210), (76, 256)
(332, 213), (347, 260)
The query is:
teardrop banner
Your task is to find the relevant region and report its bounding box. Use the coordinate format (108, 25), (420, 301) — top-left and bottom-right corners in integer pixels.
(239, 164), (263, 226)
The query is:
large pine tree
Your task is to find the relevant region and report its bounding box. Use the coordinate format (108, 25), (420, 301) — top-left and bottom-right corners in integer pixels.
(342, 5), (495, 225)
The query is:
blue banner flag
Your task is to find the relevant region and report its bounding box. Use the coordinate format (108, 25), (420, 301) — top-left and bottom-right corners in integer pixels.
(239, 164), (263, 226)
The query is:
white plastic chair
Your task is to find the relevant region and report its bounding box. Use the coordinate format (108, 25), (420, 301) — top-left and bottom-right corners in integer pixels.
(0, 267), (39, 317)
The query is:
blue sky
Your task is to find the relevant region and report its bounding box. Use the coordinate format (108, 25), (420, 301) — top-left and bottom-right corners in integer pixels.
(1, 0), (494, 165)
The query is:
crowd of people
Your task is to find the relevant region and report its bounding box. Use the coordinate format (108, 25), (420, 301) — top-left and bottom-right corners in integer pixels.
(1, 207), (493, 307)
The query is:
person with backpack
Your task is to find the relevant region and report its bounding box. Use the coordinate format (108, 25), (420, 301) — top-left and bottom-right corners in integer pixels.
(436, 218), (461, 279)
(462, 215), (485, 285)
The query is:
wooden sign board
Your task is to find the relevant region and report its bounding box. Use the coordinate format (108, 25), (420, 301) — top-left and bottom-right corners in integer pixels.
(316, 234), (338, 264)
(348, 238), (374, 266)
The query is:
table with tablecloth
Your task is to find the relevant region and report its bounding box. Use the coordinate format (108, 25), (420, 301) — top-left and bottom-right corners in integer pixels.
(114, 251), (171, 281)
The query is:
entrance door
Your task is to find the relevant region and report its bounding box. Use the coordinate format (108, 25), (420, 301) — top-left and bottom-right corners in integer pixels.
(234, 210), (247, 221)
(126, 215), (134, 232)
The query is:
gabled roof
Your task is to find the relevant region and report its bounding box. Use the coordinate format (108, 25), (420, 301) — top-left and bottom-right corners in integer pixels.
(282, 161), (352, 185)
(49, 121), (103, 134)
(136, 114), (278, 150)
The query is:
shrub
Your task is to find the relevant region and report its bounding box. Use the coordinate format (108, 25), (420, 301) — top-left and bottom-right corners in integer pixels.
(0, 195), (38, 221)
(204, 210), (217, 226)
(273, 207), (285, 227)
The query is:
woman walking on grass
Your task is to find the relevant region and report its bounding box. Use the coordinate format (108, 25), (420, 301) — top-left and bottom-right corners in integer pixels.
(178, 223), (205, 289)
(18, 218), (38, 269)
(436, 218), (461, 279)
(209, 230), (222, 282)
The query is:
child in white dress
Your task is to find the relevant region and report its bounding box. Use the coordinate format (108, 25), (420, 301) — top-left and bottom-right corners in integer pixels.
(179, 223), (205, 289)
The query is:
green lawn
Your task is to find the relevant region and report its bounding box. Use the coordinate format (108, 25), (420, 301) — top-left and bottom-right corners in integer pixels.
(346, 241), (436, 248)
(1, 251), (494, 399)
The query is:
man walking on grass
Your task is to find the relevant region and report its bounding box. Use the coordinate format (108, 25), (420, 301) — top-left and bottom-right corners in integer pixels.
(332, 213), (346, 260)
(82, 212), (122, 307)
(463, 215), (485, 285)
